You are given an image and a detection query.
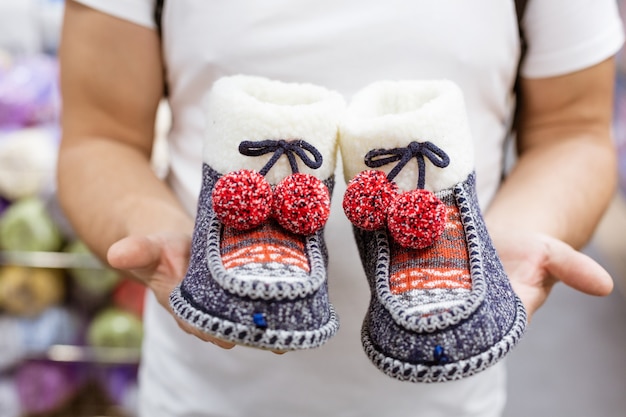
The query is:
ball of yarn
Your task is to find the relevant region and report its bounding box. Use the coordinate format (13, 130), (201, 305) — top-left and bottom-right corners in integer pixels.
(212, 170), (273, 230)
(273, 173), (330, 235)
(0, 266), (65, 317)
(15, 362), (80, 415)
(87, 308), (143, 349)
(387, 189), (447, 249)
(0, 197), (63, 252)
(343, 170), (398, 230)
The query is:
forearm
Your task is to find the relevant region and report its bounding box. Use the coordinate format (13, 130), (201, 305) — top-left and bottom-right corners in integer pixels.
(485, 132), (616, 249)
(486, 58), (617, 249)
(56, 2), (192, 262)
(57, 136), (193, 262)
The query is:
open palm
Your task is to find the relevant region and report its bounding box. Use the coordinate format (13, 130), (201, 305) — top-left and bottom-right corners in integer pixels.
(107, 233), (236, 349)
(491, 232), (613, 321)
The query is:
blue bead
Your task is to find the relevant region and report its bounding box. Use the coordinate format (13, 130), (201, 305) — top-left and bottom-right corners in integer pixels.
(434, 345), (444, 359)
(433, 345), (451, 364)
(253, 313), (268, 328)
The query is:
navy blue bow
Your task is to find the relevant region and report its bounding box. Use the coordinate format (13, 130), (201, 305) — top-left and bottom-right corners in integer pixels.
(364, 141), (450, 189)
(239, 139), (323, 176)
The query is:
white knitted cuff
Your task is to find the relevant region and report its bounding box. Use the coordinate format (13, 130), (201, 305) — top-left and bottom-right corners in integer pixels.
(339, 80), (474, 192)
(204, 75), (346, 184)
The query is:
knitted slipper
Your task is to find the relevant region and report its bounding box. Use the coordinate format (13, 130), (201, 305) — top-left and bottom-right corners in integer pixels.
(170, 75), (345, 350)
(339, 80), (527, 382)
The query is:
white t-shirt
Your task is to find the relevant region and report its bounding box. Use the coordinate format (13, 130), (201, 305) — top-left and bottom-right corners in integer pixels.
(73, 1), (624, 416)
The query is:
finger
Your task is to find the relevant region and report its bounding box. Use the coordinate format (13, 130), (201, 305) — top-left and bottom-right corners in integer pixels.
(545, 238), (614, 296)
(212, 338), (237, 349)
(107, 235), (161, 273)
(111, 236), (236, 349)
(179, 322), (236, 348)
(174, 315), (236, 349)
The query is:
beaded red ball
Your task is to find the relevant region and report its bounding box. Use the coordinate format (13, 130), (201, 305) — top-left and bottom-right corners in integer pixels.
(273, 173), (330, 235)
(387, 189), (447, 249)
(343, 170), (398, 231)
(212, 169), (273, 230)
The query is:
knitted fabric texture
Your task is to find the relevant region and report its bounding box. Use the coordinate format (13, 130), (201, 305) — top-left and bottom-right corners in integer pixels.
(273, 173), (330, 235)
(220, 220), (310, 277)
(212, 140), (331, 282)
(356, 173), (526, 382)
(339, 79), (526, 382)
(388, 189), (471, 314)
(212, 169), (273, 230)
(170, 75), (344, 350)
(387, 189), (447, 249)
(343, 170), (398, 231)
(170, 164), (339, 351)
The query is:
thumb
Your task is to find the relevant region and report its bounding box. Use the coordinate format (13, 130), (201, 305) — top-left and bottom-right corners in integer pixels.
(107, 235), (161, 275)
(545, 237), (613, 296)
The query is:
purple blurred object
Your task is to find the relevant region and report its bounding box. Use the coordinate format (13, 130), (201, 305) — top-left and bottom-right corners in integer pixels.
(101, 365), (138, 406)
(614, 72), (626, 196)
(0, 55), (60, 129)
(0, 195), (9, 216)
(15, 361), (81, 414)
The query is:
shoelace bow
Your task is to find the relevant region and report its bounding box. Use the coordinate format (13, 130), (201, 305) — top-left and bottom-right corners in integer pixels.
(239, 139), (323, 175)
(364, 141), (450, 189)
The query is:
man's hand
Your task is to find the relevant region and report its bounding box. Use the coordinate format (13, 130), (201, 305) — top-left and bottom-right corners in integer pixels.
(107, 233), (236, 349)
(491, 231), (613, 322)
(485, 58), (617, 320)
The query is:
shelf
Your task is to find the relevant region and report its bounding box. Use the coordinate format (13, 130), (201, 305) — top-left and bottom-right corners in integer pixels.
(0, 250), (104, 269)
(0, 252), (141, 367)
(27, 344), (141, 365)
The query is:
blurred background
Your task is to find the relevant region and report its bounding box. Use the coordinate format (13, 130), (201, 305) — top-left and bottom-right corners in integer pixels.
(0, 1), (623, 416)
(504, 2), (626, 416)
(0, 1), (148, 416)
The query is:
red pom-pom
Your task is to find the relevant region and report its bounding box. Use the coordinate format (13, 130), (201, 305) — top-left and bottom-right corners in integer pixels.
(273, 173), (330, 235)
(387, 189), (447, 249)
(212, 170), (273, 230)
(343, 170), (398, 231)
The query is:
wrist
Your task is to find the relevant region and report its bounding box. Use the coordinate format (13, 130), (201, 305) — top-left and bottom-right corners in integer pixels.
(116, 194), (194, 238)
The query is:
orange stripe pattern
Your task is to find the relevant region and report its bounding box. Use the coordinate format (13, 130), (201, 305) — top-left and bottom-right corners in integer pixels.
(220, 220), (310, 273)
(389, 196), (471, 294)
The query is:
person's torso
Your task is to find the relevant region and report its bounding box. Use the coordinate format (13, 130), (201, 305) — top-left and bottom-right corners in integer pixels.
(161, 0), (520, 213)
(141, 2), (517, 416)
